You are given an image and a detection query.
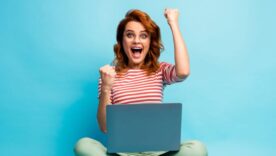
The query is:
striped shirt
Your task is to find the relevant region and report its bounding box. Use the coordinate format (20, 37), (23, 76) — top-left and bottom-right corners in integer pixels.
(98, 62), (185, 104)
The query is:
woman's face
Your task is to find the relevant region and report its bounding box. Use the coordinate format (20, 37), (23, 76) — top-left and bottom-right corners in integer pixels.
(122, 21), (150, 69)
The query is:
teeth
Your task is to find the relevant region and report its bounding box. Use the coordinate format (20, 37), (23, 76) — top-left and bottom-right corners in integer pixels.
(131, 47), (142, 54)
(132, 47), (142, 50)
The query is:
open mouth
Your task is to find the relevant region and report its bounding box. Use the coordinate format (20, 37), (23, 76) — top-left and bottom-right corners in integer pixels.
(131, 47), (143, 58)
(131, 47), (142, 53)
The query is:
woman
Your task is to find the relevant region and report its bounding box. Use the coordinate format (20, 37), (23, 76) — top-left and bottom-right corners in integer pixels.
(74, 9), (208, 156)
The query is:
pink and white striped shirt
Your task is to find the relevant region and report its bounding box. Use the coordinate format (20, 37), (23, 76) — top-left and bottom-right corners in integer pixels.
(98, 62), (185, 104)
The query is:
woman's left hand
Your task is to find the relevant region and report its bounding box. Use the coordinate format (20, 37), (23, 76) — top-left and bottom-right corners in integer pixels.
(164, 8), (179, 25)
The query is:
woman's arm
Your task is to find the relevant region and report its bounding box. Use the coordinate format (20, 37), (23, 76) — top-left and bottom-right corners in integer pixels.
(97, 65), (116, 133)
(97, 87), (110, 133)
(164, 9), (190, 79)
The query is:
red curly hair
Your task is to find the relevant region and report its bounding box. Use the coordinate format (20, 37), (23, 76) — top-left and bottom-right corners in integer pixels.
(113, 9), (164, 75)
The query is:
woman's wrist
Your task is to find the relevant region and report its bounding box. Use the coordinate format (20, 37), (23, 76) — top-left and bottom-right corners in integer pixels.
(100, 85), (112, 106)
(168, 21), (179, 29)
(101, 85), (112, 93)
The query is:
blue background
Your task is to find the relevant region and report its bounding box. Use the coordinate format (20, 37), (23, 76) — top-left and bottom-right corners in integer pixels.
(1, 0), (275, 155)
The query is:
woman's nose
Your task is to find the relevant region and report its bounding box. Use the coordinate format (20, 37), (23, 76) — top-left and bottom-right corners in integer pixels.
(133, 36), (141, 43)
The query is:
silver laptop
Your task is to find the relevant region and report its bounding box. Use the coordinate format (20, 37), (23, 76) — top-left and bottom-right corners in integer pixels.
(106, 103), (182, 153)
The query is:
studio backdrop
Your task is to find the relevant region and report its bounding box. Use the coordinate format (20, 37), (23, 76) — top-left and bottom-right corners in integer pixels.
(0, 0), (275, 156)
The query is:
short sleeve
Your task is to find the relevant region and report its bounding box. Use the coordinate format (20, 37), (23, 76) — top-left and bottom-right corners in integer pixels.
(160, 62), (185, 85)
(98, 78), (102, 99)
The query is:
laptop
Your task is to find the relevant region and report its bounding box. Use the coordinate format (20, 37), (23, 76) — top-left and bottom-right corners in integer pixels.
(106, 103), (182, 153)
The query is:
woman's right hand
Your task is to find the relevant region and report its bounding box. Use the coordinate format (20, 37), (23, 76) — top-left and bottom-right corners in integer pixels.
(99, 65), (116, 90)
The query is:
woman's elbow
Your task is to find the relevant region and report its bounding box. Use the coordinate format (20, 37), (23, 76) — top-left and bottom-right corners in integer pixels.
(177, 71), (190, 79)
(97, 115), (107, 133)
(100, 127), (107, 133)
(98, 121), (107, 133)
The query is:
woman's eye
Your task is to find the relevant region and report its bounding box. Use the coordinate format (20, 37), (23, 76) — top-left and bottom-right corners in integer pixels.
(140, 34), (148, 39)
(126, 33), (134, 38)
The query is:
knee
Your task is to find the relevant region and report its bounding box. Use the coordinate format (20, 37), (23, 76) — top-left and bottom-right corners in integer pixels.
(74, 137), (94, 154)
(179, 140), (208, 156)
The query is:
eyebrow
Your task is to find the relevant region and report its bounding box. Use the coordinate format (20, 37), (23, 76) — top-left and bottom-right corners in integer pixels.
(125, 29), (148, 33)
